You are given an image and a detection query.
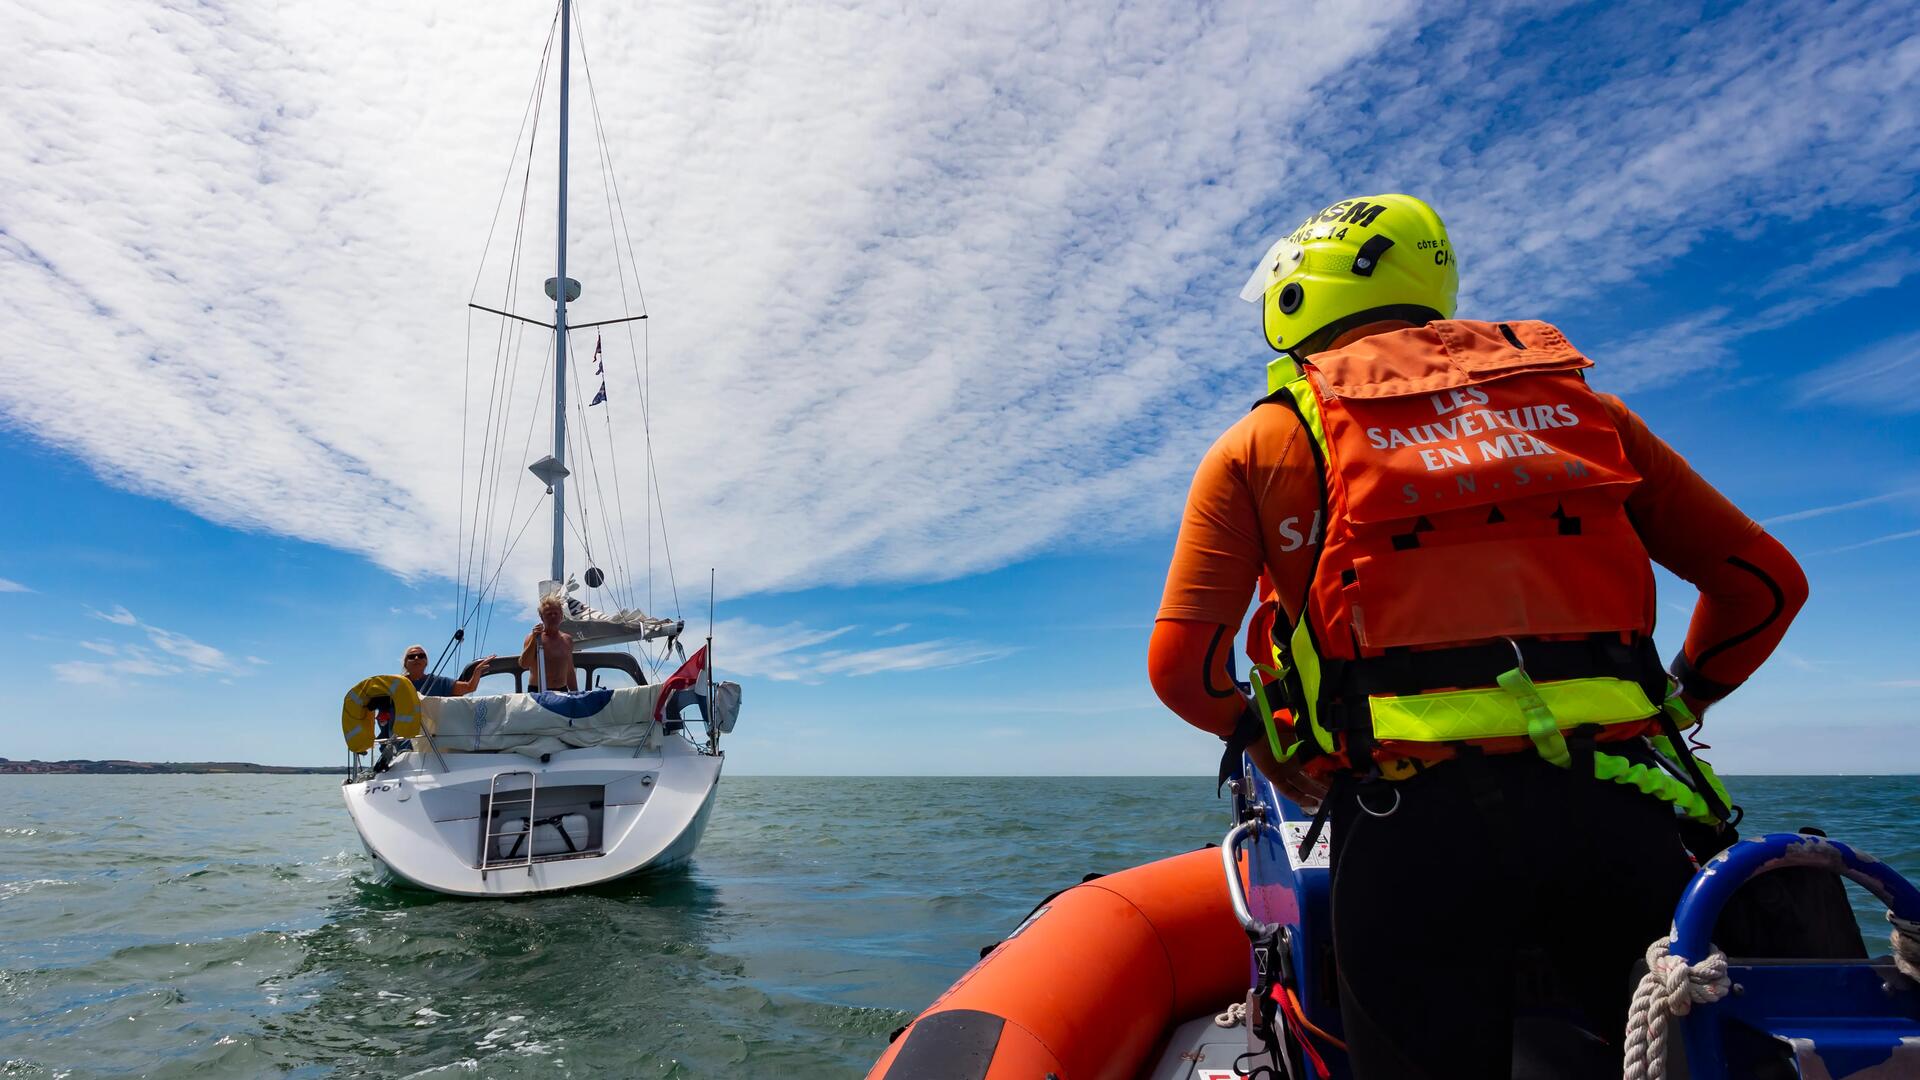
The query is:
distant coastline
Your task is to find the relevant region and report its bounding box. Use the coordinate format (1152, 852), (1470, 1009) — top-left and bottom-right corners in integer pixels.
(0, 758), (345, 775)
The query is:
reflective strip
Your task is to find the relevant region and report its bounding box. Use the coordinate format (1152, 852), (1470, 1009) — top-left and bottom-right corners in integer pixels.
(1367, 677), (1656, 743)
(1281, 378), (1340, 755)
(1288, 618), (1336, 754)
(1289, 374), (1330, 471)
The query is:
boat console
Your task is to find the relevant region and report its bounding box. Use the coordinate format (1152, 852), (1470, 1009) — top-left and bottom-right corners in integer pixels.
(1228, 761), (1920, 1079)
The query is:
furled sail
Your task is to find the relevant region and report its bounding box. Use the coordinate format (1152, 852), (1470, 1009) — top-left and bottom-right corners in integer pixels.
(541, 575), (682, 647)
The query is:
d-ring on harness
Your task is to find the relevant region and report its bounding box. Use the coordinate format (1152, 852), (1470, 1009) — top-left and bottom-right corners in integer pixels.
(1354, 786), (1400, 818)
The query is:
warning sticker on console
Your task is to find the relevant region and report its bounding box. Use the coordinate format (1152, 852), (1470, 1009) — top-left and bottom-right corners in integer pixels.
(1282, 822), (1331, 871)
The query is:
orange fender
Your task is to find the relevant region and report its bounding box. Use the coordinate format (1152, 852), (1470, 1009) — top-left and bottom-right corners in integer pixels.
(869, 846), (1250, 1080)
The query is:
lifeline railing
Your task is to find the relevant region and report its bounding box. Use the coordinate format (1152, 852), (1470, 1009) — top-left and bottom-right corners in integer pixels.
(347, 728), (448, 782)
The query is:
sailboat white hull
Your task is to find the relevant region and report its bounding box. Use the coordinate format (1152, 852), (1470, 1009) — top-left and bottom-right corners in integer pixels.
(343, 737), (723, 897)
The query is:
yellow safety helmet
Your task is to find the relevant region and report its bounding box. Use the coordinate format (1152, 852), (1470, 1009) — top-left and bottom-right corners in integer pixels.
(1239, 193), (1458, 355)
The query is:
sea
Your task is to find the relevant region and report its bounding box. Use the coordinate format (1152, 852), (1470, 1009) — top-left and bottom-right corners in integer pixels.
(2, 774), (1916, 1078)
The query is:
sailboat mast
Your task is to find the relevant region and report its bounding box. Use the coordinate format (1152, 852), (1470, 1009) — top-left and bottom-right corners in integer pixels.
(549, 0), (572, 586)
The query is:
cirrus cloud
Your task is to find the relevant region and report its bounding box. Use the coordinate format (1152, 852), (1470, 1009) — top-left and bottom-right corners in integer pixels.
(0, 0), (1913, 611)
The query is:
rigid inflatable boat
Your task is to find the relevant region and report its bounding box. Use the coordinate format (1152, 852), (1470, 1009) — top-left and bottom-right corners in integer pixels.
(872, 760), (1920, 1079)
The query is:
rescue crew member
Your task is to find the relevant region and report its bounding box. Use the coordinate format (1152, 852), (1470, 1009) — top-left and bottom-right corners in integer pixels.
(520, 593), (578, 692)
(1149, 193), (1807, 1077)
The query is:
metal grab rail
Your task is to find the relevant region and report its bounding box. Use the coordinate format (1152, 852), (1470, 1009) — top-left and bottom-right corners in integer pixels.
(1222, 816), (1280, 940)
(480, 770), (539, 879)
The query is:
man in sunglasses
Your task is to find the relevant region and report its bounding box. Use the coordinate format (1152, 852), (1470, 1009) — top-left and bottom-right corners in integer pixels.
(402, 645), (494, 698)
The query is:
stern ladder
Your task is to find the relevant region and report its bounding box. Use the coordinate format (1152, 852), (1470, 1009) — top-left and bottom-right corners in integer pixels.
(481, 770), (539, 879)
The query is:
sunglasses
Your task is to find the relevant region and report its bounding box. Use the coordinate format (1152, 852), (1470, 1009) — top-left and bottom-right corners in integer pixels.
(404, 653), (427, 661)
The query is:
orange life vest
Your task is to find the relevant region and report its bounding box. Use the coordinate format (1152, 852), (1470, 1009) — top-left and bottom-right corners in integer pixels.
(1263, 319), (1669, 774)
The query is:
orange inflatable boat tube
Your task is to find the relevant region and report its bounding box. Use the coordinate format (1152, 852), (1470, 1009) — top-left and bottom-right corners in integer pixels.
(868, 846), (1251, 1080)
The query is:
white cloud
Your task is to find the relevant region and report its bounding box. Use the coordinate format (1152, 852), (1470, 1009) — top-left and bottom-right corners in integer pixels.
(0, 0), (1912, 605)
(143, 625), (226, 669)
(709, 617), (1005, 682)
(0, 578), (31, 593)
(247, 655), (269, 666)
(390, 603), (450, 619)
(710, 619), (858, 682)
(78, 604), (232, 675)
(51, 645), (184, 685)
(1295, 1), (1920, 392)
(89, 605), (139, 627)
(810, 639), (1014, 677)
(1795, 330), (1920, 414)
(1762, 485), (1920, 526)
(1817, 528), (1920, 555)
(51, 661), (114, 686)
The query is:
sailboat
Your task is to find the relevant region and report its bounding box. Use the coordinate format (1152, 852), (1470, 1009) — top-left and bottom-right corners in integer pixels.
(337, 0), (739, 897)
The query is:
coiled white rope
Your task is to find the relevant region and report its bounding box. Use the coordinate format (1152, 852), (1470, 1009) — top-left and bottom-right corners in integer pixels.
(1215, 999), (1247, 1028)
(1622, 936), (1730, 1080)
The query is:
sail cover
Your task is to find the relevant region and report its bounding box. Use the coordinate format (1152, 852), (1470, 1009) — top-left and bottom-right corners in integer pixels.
(425, 686), (658, 757)
(422, 680), (740, 758)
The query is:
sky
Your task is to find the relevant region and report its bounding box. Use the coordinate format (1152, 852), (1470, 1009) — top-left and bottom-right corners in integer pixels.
(1, 0), (1916, 774)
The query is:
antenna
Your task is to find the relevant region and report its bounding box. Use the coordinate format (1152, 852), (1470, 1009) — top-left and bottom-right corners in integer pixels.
(707, 567), (717, 752)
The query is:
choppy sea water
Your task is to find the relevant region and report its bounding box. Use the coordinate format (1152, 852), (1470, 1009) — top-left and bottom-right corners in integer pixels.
(2, 774), (1916, 1078)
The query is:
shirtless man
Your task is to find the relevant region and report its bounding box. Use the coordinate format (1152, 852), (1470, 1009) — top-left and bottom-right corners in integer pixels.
(519, 593), (578, 692)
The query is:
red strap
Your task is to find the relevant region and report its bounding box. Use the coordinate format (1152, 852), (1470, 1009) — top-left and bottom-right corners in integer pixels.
(1270, 985), (1330, 1078)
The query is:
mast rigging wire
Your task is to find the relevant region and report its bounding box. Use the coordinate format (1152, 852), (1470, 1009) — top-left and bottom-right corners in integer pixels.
(458, 16), (560, 662)
(576, 6), (682, 620)
(453, 0), (687, 661)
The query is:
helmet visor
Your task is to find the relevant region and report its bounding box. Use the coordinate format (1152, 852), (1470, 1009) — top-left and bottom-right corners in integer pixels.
(1239, 237), (1304, 304)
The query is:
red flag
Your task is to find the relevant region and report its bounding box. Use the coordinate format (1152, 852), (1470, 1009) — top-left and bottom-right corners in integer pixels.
(653, 645), (708, 721)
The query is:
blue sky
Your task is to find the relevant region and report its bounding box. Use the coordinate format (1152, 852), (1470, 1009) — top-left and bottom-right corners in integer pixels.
(1, 0), (1917, 772)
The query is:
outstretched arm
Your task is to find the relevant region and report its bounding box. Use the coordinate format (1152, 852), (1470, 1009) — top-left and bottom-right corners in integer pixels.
(451, 656), (494, 697)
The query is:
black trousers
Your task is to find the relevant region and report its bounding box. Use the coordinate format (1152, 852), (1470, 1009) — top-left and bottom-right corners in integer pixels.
(1328, 751), (1696, 1079)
